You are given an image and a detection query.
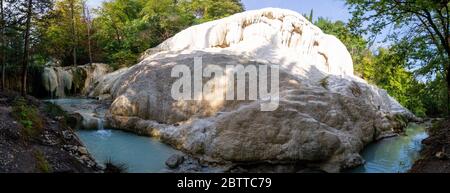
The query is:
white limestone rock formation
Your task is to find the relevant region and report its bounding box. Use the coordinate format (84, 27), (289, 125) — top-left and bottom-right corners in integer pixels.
(140, 8), (353, 77)
(42, 63), (112, 98)
(88, 67), (129, 100)
(91, 8), (414, 172)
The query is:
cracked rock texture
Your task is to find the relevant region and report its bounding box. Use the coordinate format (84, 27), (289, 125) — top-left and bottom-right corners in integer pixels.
(90, 8), (414, 172)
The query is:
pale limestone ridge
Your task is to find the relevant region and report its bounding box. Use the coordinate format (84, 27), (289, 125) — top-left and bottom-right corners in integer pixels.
(141, 8), (354, 77)
(88, 8), (414, 172)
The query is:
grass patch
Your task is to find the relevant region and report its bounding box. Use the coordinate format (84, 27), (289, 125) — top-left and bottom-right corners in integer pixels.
(319, 76), (329, 89)
(11, 97), (44, 139)
(349, 81), (362, 97)
(34, 150), (52, 173)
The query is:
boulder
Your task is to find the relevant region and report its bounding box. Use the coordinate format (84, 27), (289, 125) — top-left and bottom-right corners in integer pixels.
(92, 8), (414, 172)
(66, 113), (83, 130)
(66, 112), (102, 130)
(165, 154), (185, 169)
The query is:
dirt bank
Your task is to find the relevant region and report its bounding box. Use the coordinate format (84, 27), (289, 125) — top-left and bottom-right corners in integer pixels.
(410, 119), (450, 173)
(0, 91), (99, 173)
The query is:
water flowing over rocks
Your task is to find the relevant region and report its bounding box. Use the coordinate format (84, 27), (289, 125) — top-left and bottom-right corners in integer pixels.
(87, 8), (415, 172)
(46, 99), (109, 130)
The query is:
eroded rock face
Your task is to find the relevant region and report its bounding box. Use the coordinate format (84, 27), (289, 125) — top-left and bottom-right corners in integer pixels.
(140, 8), (353, 76)
(42, 63), (112, 98)
(90, 8), (414, 172)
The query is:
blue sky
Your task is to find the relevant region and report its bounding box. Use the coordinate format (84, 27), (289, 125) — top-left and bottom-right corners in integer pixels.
(87, 0), (351, 22)
(243, 0), (350, 22)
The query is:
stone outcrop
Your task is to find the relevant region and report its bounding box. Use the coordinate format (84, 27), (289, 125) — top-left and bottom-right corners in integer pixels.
(42, 63), (112, 98)
(89, 8), (415, 172)
(45, 99), (108, 130)
(140, 8), (353, 76)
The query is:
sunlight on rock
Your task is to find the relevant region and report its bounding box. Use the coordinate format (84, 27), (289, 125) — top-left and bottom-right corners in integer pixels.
(89, 8), (415, 172)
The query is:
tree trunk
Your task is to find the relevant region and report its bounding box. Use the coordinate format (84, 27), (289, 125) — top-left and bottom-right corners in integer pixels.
(83, 1), (92, 64)
(445, 65), (450, 117)
(21, 0), (32, 96)
(0, 0), (4, 91)
(447, 37), (450, 116)
(70, 0), (77, 66)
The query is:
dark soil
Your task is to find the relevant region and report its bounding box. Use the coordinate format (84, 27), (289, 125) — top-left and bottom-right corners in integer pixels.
(0, 91), (98, 173)
(410, 119), (450, 173)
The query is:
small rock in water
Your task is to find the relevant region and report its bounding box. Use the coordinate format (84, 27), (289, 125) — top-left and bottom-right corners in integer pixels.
(165, 154), (185, 169)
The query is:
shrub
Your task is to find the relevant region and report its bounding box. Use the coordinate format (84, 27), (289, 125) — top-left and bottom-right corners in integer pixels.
(319, 76), (329, 89)
(34, 150), (52, 173)
(11, 97), (44, 139)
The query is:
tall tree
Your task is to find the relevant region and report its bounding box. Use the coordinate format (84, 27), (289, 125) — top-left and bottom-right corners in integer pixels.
(94, 0), (145, 67)
(40, 0), (87, 66)
(82, 0), (93, 64)
(181, 0), (244, 23)
(21, 0), (32, 95)
(308, 9), (314, 22)
(70, 0), (77, 66)
(93, 0), (244, 68)
(0, 0), (4, 91)
(346, 0), (450, 114)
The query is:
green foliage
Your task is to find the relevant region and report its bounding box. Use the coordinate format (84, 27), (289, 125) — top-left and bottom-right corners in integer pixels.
(416, 74), (448, 117)
(11, 97), (44, 138)
(93, 0), (244, 67)
(364, 47), (427, 117)
(34, 150), (53, 173)
(317, 18), (426, 117)
(319, 76), (329, 89)
(346, 0), (450, 117)
(38, 0), (90, 65)
(315, 18), (368, 78)
(180, 0), (244, 23)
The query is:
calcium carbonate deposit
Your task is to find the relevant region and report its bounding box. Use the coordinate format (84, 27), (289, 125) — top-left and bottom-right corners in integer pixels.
(84, 8), (415, 172)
